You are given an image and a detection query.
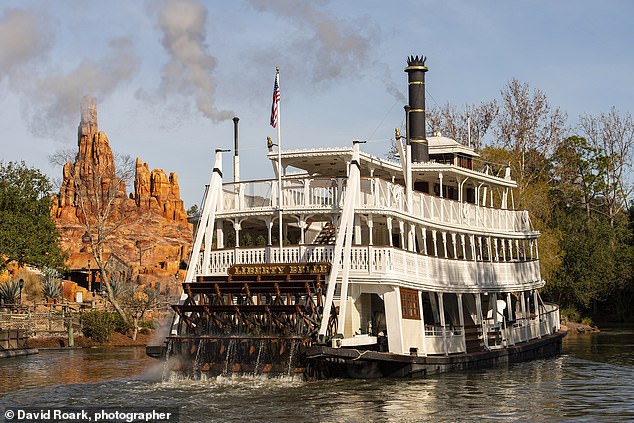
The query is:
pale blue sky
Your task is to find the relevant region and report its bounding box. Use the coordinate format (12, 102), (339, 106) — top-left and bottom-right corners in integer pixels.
(1, 0), (632, 206)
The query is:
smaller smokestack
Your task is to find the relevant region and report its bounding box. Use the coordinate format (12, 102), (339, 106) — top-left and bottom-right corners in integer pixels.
(404, 55), (429, 162)
(233, 116), (240, 183)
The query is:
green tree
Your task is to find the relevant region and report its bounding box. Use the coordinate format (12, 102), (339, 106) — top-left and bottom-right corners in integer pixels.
(0, 161), (64, 271)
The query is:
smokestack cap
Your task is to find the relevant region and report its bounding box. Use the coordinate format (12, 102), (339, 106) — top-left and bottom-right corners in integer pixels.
(405, 55), (428, 72)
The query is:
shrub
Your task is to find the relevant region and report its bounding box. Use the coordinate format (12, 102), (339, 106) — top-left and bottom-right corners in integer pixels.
(41, 267), (61, 300)
(0, 280), (20, 304)
(138, 320), (155, 329)
(581, 317), (594, 327)
(561, 306), (581, 323)
(82, 311), (121, 342)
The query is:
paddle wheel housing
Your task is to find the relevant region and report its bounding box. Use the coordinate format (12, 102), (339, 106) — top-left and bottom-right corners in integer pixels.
(165, 264), (337, 376)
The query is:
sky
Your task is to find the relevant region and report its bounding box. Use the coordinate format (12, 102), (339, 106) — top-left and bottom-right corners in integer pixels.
(1, 0), (633, 208)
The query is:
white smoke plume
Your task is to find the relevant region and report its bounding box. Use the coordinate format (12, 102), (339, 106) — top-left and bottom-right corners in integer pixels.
(139, 0), (233, 122)
(26, 37), (139, 138)
(0, 8), (53, 82)
(0, 7), (139, 139)
(247, 0), (374, 84)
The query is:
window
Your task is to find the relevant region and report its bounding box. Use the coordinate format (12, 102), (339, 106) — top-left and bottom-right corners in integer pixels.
(400, 288), (420, 320)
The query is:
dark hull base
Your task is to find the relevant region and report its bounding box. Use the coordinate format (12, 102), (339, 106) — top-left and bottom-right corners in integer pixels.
(147, 330), (566, 380)
(304, 331), (567, 379)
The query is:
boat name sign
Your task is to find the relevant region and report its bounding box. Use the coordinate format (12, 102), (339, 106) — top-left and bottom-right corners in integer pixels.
(228, 263), (331, 276)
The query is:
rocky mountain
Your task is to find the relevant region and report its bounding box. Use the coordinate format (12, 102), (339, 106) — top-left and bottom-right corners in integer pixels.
(51, 96), (192, 289)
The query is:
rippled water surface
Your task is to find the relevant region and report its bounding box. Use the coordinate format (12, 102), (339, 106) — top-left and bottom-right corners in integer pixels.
(1, 327), (633, 422)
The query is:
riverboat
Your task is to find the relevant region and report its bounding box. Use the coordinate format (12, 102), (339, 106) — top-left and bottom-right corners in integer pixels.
(147, 55), (566, 379)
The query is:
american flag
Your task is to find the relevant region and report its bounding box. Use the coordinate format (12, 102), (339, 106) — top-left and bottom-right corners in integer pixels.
(270, 70), (280, 128)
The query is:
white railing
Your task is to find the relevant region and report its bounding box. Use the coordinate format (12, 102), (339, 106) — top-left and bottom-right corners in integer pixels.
(500, 302), (560, 345)
(199, 245), (542, 291)
(424, 326), (464, 354)
(220, 177), (532, 232)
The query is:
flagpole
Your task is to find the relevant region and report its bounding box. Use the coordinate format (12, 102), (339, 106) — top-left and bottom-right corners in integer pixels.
(276, 66), (283, 260)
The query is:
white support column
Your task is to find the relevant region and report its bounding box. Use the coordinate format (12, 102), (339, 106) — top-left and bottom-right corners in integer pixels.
(515, 239), (521, 261)
(494, 238), (500, 262)
(398, 220), (405, 249)
(422, 227), (428, 255)
(478, 236), (483, 261)
(418, 290), (427, 356)
(299, 217), (306, 245)
(507, 239), (512, 261)
(535, 240), (540, 259)
(319, 141), (361, 341)
(470, 235), (476, 261)
(409, 223), (416, 252)
(475, 293), (488, 349)
(442, 232), (448, 258)
(438, 173), (444, 198)
(216, 225), (224, 249)
(438, 293), (448, 356)
(367, 215), (374, 246)
(457, 293), (466, 353)
(520, 291), (529, 341)
(460, 234), (466, 260)
(384, 287), (405, 354)
(233, 220), (241, 254)
(534, 290), (541, 338)
(506, 292), (515, 345)
(451, 233), (458, 259)
(190, 149), (224, 282)
(501, 239), (506, 262)
(387, 217), (393, 247)
(354, 215), (361, 245)
(506, 292), (514, 321)
(487, 237), (493, 262)
(432, 230), (438, 257)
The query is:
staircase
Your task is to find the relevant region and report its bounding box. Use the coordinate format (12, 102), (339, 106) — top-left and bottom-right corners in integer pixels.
(464, 325), (484, 353)
(314, 222), (336, 244)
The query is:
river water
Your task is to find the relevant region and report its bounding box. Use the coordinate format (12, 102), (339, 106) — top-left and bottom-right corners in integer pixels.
(1, 327), (633, 422)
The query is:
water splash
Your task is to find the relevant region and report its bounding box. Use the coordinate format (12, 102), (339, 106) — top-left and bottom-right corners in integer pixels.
(223, 340), (236, 376)
(161, 339), (173, 382)
(254, 340), (265, 375)
(192, 339), (206, 379)
(287, 340), (299, 376)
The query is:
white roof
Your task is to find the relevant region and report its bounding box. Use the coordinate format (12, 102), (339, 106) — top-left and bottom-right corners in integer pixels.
(428, 135), (480, 157)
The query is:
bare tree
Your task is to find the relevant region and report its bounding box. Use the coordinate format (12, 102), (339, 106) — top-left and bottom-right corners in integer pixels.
(50, 148), (136, 325)
(494, 79), (567, 195)
(579, 107), (634, 227)
(426, 100), (499, 150)
(109, 276), (160, 340)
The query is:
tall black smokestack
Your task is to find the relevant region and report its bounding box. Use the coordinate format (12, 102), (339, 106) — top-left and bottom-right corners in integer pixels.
(404, 55), (429, 162)
(233, 116), (240, 183)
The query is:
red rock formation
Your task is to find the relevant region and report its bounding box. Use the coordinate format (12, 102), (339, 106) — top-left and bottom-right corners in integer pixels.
(52, 97), (192, 288)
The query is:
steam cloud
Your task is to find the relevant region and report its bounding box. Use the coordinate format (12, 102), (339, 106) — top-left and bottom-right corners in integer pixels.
(0, 8), (139, 139)
(138, 0), (233, 122)
(27, 38), (139, 137)
(0, 8), (52, 78)
(247, 0), (374, 84)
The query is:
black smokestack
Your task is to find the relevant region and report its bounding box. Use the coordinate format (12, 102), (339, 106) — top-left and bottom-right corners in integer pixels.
(233, 116), (239, 156)
(404, 55), (429, 162)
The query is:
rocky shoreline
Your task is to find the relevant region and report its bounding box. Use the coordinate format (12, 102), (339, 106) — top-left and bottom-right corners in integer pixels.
(561, 321), (600, 334)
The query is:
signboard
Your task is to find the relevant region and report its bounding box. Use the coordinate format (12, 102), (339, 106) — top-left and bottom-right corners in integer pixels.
(228, 263), (331, 276)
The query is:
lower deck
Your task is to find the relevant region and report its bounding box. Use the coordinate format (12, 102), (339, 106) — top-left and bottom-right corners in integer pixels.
(304, 330), (567, 379)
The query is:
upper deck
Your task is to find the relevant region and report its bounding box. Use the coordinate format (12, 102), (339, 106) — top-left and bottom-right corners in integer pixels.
(220, 175), (532, 235)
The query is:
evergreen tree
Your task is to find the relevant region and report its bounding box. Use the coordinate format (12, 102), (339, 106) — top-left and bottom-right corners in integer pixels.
(0, 161), (64, 270)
